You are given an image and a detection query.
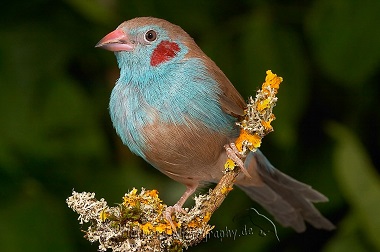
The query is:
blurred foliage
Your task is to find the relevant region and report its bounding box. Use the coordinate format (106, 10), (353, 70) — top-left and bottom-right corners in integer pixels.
(325, 123), (380, 251)
(0, 0), (379, 251)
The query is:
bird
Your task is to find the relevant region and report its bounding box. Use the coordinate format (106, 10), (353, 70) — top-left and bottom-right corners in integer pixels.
(96, 17), (335, 232)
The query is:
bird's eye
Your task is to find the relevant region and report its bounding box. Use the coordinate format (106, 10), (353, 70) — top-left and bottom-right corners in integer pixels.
(145, 30), (157, 42)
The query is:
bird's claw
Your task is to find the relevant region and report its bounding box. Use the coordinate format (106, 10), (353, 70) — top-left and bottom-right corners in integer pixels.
(224, 143), (251, 178)
(164, 204), (187, 232)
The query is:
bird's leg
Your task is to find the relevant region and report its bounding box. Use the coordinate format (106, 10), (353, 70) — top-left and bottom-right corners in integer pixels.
(164, 185), (197, 231)
(224, 143), (252, 178)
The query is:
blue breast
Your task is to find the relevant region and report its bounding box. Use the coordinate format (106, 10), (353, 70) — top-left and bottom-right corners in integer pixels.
(109, 52), (236, 159)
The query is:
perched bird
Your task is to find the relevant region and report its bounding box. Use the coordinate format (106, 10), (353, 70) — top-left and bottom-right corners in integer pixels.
(96, 17), (335, 232)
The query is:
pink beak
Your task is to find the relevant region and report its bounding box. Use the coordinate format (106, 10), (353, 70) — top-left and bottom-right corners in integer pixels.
(95, 29), (134, 52)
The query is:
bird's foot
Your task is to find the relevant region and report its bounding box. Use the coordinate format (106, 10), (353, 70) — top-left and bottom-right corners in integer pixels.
(164, 204), (187, 232)
(224, 143), (251, 178)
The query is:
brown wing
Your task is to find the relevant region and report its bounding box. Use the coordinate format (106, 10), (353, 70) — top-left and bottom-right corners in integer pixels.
(207, 61), (246, 117)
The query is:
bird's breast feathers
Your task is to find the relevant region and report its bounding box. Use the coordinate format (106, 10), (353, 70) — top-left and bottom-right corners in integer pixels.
(109, 57), (237, 159)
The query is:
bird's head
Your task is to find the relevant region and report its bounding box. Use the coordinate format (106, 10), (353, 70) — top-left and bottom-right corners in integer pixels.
(96, 17), (196, 71)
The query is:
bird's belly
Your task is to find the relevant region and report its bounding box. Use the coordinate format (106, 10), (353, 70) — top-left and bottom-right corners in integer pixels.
(142, 121), (231, 185)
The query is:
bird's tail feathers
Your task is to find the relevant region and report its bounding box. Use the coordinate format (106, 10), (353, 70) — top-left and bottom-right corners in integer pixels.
(237, 150), (335, 232)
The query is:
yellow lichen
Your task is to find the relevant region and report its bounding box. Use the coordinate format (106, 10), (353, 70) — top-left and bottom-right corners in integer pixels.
(141, 222), (154, 235)
(166, 226), (174, 235)
(123, 188), (139, 206)
(187, 221), (198, 228)
(257, 98), (271, 112)
(235, 129), (262, 152)
(147, 189), (159, 198)
(220, 186), (233, 195)
(224, 158), (236, 171)
(203, 212), (212, 223)
(155, 223), (170, 233)
(186, 211), (211, 229)
(123, 198), (135, 207)
(99, 208), (109, 222)
(130, 188), (138, 195)
(261, 120), (272, 131)
(263, 70), (282, 92)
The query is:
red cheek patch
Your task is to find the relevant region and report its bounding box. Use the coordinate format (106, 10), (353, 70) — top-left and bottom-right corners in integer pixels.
(150, 41), (180, 66)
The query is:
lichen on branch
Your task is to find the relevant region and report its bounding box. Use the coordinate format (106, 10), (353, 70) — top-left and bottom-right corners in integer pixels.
(67, 188), (212, 251)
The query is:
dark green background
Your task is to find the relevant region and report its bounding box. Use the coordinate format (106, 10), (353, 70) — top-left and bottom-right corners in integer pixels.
(1, 0), (379, 251)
